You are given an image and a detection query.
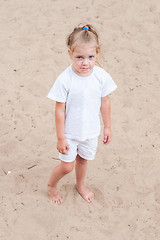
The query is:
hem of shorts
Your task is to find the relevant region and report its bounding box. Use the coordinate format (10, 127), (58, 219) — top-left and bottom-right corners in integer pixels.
(59, 155), (75, 162)
(78, 153), (95, 161)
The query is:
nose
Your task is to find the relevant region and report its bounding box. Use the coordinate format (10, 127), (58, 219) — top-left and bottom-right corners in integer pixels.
(82, 58), (88, 65)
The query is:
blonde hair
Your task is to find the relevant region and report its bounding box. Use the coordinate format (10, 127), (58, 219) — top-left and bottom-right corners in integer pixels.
(66, 24), (100, 53)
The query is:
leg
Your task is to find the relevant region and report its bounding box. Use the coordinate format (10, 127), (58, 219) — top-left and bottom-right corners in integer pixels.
(75, 155), (94, 203)
(47, 161), (74, 204)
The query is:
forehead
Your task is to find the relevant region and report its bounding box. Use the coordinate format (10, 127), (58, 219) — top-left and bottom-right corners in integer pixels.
(73, 41), (97, 54)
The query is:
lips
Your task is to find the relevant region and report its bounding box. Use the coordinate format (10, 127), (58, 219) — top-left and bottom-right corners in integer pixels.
(81, 68), (89, 70)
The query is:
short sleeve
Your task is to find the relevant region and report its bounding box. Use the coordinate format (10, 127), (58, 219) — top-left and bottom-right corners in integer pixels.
(47, 77), (68, 102)
(101, 71), (117, 97)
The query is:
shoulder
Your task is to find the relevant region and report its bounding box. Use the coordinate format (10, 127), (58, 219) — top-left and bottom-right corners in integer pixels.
(57, 65), (71, 82)
(94, 66), (117, 96)
(93, 66), (113, 86)
(55, 65), (72, 89)
(94, 66), (112, 79)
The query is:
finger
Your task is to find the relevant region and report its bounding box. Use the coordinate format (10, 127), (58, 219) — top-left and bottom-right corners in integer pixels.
(104, 138), (111, 144)
(66, 145), (70, 151)
(63, 145), (69, 155)
(60, 148), (68, 155)
(62, 150), (68, 155)
(103, 137), (110, 144)
(103, 136), (108, 144)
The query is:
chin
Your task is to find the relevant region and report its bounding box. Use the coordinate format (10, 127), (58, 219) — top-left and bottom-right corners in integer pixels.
(81, 68), (90, 72)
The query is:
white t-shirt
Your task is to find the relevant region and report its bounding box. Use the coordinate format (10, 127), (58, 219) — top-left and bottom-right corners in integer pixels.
(47, 65), (117, 141)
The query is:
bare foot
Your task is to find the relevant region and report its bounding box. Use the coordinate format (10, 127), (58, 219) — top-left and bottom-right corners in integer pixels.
(76, 185), (94, 203)
(47, 185), (62, 204)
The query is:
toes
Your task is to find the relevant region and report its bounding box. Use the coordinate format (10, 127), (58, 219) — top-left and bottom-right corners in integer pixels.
(88, 194), (94, 203)
(87, 198), (92, 203)
(76, 186), (94, 203)
(47, 187), (62, 204)
(91, 194), (95, 201)
(54, 198), (62, 204)
(58, 198), (62, 204)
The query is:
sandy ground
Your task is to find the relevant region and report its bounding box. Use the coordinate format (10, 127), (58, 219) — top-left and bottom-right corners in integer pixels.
(0, 0), (160, 239)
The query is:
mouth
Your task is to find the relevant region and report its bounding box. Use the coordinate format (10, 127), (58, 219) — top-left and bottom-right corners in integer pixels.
(81, 68), (89, 71)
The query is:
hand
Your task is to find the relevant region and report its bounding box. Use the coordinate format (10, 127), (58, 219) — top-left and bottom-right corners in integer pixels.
(103, 127), (111, 145)
(57, 138), (70, 154)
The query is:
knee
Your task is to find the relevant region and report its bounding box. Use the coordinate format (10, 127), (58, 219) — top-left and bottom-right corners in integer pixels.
(61, 162), (74, 174)
(76, 155), (87, 165)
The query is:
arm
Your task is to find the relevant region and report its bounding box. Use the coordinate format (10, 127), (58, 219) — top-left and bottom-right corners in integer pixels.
(100, 95), (111, 145)
(55, 102), (69, 154)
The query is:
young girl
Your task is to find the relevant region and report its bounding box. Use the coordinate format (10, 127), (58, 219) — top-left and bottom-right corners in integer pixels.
(47, 24), (117, 204)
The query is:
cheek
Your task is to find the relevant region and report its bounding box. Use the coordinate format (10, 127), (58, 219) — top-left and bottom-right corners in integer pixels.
(73, 61), (81, 69)
(90, 59), (96, 65)
(75, 60), (82, 66)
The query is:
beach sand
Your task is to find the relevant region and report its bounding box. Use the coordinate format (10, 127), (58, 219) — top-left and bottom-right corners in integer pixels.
(0, 0), (160, 239)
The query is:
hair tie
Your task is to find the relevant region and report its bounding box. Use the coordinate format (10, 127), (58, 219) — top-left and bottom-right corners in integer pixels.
(83, 26), (89, 31)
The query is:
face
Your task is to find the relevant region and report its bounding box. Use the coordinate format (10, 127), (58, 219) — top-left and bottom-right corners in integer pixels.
(69, 41), (98, 77)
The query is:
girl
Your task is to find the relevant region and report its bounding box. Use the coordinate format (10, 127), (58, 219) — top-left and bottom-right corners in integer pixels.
(47, 24), (117, 204)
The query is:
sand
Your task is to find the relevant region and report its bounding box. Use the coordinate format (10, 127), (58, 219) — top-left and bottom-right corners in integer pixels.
(0, 0), (160, 239)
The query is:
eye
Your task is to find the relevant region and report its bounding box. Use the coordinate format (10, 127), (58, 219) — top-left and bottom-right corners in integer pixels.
(77, 56), (83, 59)
(89, 55), (94, 59)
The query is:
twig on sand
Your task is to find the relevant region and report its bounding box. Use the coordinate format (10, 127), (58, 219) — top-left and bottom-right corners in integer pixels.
(52, 157), (59, 160)
(27, 164), (37, 170)
(2, 168), (7, 175)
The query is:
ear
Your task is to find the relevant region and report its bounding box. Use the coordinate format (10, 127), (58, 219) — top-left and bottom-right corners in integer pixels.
(68, 49), (72, 58)
(96, 47), (100, 55)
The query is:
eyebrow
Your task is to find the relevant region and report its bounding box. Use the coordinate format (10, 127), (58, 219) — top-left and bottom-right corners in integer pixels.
(75, 54), (95, 57)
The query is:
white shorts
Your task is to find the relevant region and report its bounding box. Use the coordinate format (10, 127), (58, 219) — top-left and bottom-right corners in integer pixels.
(59, 137), (98, 162)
